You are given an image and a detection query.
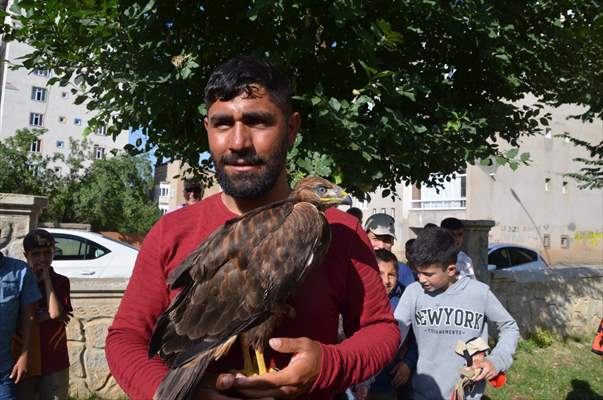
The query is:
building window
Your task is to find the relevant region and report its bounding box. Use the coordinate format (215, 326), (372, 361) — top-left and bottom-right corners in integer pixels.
(158, 205), (169, 215)
(30, 139), (41, 153)
(93, 145), (105, 159)
(543, 234), (551, 248)
(29, 112), (44, 127)
(544, 178), (551, 192)
(58, 116), (66, 123)
(61, 91), (68, 98)
(411, 172), (467, 210)
(32, 69), (50, 77)
(95, 126), (107, 135)
(562, 181), (568, 195)
(74, 118), (82, 126)
(560, 235), (570, 248)
(31, 86), (47, 102)
(56, 140), (65, 149)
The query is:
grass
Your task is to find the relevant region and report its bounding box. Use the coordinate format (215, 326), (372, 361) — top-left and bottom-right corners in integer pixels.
(484, 334), (603, 400)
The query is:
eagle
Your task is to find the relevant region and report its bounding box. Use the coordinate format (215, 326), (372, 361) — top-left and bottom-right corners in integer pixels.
(148, 176), (352, 400)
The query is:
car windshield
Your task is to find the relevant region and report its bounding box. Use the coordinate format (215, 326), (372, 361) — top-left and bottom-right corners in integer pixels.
(100, 235), (139, 251)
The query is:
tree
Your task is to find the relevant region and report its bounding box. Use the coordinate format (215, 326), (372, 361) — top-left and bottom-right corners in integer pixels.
(0, 130), (160, 233)
(3, 0), (601, 196)
(73, 155), (161, 233)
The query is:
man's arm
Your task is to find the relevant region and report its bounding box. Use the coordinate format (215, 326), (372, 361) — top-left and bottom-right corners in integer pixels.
(105, 221), (171, 399)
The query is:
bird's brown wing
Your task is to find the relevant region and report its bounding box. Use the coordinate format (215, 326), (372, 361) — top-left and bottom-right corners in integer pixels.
(150, 200), (329, 368)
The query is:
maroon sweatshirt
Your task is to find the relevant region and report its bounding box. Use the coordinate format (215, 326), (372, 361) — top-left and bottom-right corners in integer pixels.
(105, 193), (400, 399)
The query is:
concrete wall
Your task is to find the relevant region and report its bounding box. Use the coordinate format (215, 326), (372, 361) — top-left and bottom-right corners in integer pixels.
(491, 266), (603, 337)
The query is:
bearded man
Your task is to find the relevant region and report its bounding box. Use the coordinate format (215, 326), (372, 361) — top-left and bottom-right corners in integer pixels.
(105, 56), (400, 400)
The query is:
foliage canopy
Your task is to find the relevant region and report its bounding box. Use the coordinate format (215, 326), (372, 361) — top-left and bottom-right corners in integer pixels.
(3, 0), (601, 195)
(0, 129), (161, 233)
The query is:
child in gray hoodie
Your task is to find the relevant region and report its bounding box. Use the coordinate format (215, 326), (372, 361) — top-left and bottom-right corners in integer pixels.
(394, 228), (519, 400)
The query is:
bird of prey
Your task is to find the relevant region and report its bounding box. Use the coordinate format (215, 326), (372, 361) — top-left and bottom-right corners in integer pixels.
(148, 176), (352, 400)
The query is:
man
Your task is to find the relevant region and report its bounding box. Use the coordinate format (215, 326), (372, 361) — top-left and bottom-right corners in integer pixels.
(0, 252), (40, 400)
(105, 56), (399, 400)
(365, 213), (414, 287)
(440, 217), (475, 279)
(169, 179), (203, 212)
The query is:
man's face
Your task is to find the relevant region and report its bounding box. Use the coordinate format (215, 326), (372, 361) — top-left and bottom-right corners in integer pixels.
(367, 231), (394, 251)
(204, 86), (299, 199)
(449, 228), (464, 249)
(415, 263), (457, 292)
(24, 246), (54, 278)
(378, 260), (398, 295)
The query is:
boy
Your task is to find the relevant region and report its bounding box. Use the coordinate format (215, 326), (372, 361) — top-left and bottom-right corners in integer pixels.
(440, 218), (475, 279)
(370, 249), (417, 400)
(1, 251), (41, 400)
(394, 228), (519, 400)
(16, 229), (72, 400)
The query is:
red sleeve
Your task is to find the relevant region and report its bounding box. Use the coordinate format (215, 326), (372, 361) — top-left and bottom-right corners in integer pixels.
(312, 222), (400, 395)
(105, 219), (171, 399)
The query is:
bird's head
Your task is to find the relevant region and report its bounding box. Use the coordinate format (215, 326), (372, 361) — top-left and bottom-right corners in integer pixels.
(290, 176), (352, 210)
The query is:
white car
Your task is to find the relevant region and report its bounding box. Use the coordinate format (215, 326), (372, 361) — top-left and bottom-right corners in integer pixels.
(46, 228), (139, 278)
(487, 243), (549, 272)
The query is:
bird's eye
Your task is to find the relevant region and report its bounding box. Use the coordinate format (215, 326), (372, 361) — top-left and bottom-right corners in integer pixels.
(317, 186), (327, 195)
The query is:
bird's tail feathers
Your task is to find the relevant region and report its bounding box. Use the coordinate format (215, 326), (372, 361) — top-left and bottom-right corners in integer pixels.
(153, 351), (213, 400)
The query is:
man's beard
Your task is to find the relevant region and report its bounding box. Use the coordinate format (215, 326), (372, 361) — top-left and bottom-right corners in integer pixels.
(213, 139), (288, 199)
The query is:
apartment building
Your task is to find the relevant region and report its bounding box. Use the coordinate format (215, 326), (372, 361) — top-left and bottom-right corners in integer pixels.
(153, 161), (221, 214)
(0, 40), (129, 173)
(358, 101), (603, 265)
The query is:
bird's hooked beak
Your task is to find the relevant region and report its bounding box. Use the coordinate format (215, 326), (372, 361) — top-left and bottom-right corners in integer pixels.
(320, 187), (353, 207)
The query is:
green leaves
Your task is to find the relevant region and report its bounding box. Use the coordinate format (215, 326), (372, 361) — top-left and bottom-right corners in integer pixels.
(0, 130), (160, 232)
(3, 0), (600, 197)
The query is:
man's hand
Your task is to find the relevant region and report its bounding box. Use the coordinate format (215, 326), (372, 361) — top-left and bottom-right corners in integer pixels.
(390, 361), (411, 388)
(10, 352), (28, 383)
(216, 337), (322, 399)
(194, 387), (273, 400)
(470, 359), (497, 382)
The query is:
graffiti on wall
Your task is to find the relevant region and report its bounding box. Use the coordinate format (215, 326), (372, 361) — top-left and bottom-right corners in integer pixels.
(574, 231), (603, 247)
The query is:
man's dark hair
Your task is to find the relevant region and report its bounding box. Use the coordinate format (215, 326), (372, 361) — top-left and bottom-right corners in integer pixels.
(404, 238), (415, 265)
(184, 178), (203, 194)
(346, 207), (363, 221)
(440, 217), (464, 231)
(408, 227), (458, 270)
(424, 222), (438, 229)
(375, 248), (399, 266)
(204, 55), (293, 115)
(23, 229), (55, 252)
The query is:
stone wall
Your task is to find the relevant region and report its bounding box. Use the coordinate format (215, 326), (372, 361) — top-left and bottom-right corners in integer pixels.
(491, 266), (603, 337)
(67, 278), (128, 400)
(0, 193), (48, 259)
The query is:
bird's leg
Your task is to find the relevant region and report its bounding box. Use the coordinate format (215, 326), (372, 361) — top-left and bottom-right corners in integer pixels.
(240, 335), (256, 376)
(254, 347), (268, 375)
